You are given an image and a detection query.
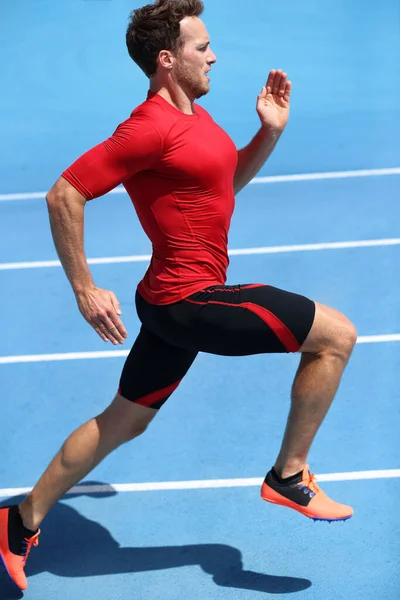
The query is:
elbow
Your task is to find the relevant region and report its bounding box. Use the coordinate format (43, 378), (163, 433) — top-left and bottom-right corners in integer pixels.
(46, 184), (65, 212)
(46, 178), (86, 212)
(46, 187), (57, 209)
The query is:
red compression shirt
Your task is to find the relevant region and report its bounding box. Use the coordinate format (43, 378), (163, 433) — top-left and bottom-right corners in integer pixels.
(62, 91), (238, 304)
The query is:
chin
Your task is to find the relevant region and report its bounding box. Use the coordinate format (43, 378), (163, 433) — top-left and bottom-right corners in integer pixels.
(195, 85), (210, 99)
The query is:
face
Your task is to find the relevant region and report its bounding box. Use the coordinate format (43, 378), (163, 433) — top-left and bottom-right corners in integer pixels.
(173, 17), (217, 99)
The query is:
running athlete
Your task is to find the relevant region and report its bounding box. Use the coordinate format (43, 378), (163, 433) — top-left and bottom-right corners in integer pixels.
(0, 0), (358, 591)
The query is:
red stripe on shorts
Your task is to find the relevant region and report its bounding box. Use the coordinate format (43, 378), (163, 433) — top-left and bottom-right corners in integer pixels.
(185, 298), (300, 352)
(240, 284), (266, 290)
(119, 381), (181, 408)
(241, 302), (300, 352)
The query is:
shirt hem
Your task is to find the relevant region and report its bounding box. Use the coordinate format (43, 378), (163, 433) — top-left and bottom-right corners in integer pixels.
(137, 279), (224, 306)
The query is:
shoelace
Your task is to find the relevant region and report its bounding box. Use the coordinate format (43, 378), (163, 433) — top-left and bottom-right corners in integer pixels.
(302, 472), (320, 495)
(21, 531), (40, 566)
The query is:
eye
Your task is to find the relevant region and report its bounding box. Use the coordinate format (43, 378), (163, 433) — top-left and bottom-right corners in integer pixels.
(198, 43), (210, 53)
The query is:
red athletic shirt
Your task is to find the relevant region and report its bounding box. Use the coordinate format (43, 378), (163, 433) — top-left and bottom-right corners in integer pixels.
(62, 91), (238, 304)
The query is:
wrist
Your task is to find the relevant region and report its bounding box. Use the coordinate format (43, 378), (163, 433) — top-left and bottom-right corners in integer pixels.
(259, 124), (284, 138)
(73, 281), (96, 297)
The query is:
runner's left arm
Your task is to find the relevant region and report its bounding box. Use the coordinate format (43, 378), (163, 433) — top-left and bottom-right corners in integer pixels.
(234, 69), (291, 194)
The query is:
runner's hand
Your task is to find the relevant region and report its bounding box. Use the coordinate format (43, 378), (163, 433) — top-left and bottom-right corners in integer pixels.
(257, 69), (291, 131)
(75, 287), (128, 345)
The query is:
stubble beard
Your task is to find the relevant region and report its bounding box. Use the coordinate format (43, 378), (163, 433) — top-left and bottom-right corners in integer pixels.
(176, 63), (210, 100)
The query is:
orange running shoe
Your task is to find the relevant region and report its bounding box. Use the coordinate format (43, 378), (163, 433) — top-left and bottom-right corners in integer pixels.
(261, 466), (354, 522)
(0, 506), (40, 591)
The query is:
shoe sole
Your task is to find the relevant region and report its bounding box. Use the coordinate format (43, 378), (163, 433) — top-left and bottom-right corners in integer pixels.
(311, 515), (353, 522)
(261, 495), (353, 522)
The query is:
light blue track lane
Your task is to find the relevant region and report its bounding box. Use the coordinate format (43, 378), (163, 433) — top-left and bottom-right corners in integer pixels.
(1, 0), (399, 193)
(1, 334), (399, 486)
(1, 481), (399, 599)
(1, 244), (400, 356)
(1, 175), (400, 263)
(1, 0), (399, 598)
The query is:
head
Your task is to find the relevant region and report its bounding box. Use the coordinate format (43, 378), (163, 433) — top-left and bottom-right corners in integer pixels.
(126, 0), (217, 99)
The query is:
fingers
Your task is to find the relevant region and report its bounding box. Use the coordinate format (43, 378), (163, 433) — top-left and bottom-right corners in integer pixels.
(110, 291), (122, 316)
(258, 85), (267, 99)
(266, 70), (290, 98)
(97, 313), (127, 345)
(93, 323), (110, 344)
(283, 79), (292, 102)
(108, 291), (129, 341)
(265, 70), (275, 95)
(77, 288), (128, 345)
(272, 70), (283, 96)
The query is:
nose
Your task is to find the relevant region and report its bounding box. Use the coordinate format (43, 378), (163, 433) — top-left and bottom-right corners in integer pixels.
(208, 49), (217, 64)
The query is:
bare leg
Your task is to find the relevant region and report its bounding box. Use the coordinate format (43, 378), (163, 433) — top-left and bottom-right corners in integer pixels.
(19, 395), (157, 531)
(274, 303), (357, 478)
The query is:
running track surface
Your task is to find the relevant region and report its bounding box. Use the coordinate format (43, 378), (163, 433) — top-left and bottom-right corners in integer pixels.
(1, 1), (399, 599)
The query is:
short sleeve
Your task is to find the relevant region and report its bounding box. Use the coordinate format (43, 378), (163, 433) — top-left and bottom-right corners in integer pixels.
(62, 116), (163, 200)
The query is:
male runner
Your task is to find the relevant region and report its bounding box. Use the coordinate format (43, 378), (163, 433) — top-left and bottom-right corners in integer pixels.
(0, 0), (357, 591)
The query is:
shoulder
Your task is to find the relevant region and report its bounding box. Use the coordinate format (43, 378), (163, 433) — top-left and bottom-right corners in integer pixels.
(108, 103), (166, 152)
(128, 96), (176, 137)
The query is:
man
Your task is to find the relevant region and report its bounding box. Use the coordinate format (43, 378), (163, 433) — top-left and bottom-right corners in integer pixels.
(0, 0), (357, 591)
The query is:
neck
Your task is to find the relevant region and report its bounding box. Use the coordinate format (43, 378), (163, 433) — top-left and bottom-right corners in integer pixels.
(149, 79), (195, 115)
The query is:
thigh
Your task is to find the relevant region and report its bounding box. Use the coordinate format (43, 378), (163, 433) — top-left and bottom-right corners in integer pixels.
(119, 326), (198, 409)
(182, 284), (316, 356)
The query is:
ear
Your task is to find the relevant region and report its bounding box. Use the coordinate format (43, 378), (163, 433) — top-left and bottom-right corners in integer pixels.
(158, 50), (174, 70)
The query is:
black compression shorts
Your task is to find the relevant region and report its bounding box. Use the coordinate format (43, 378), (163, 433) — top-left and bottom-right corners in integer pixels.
(119, 284), (316, 409)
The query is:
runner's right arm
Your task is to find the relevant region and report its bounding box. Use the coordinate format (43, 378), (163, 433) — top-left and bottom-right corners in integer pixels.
(46, 118), (162, 344)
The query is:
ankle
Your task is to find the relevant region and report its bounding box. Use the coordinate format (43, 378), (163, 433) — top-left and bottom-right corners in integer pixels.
(18, 501), (40, 533)
(273, 461), (307, 480)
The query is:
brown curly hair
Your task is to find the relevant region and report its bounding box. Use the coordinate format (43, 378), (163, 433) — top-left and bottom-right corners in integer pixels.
(126, 0), (205, 78)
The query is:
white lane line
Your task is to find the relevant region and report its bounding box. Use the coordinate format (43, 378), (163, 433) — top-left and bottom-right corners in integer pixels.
(0, 469), (399, 498)
(228, 238), (400, 256)
(1, 167), (399, 202)
(356, 334), (400, 344)
(1, 334), (400, 365)
(0, 350), (129, 364)
(250, 167), (400, 184)
(0, 254), (153, 271)
(1, 238), (400, 271)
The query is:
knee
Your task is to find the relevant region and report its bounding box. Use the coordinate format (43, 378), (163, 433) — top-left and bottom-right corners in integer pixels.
(328, 315), (358, 361)
(109, 422), (148, 446)
(99, 408), (151, 445)
(116, 421), (149, 445)
(306, 304), (358, 361)
(99, 394), (157, 445)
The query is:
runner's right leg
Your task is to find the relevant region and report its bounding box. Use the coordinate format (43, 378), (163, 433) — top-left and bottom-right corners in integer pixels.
(0, 327), (197, 590)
